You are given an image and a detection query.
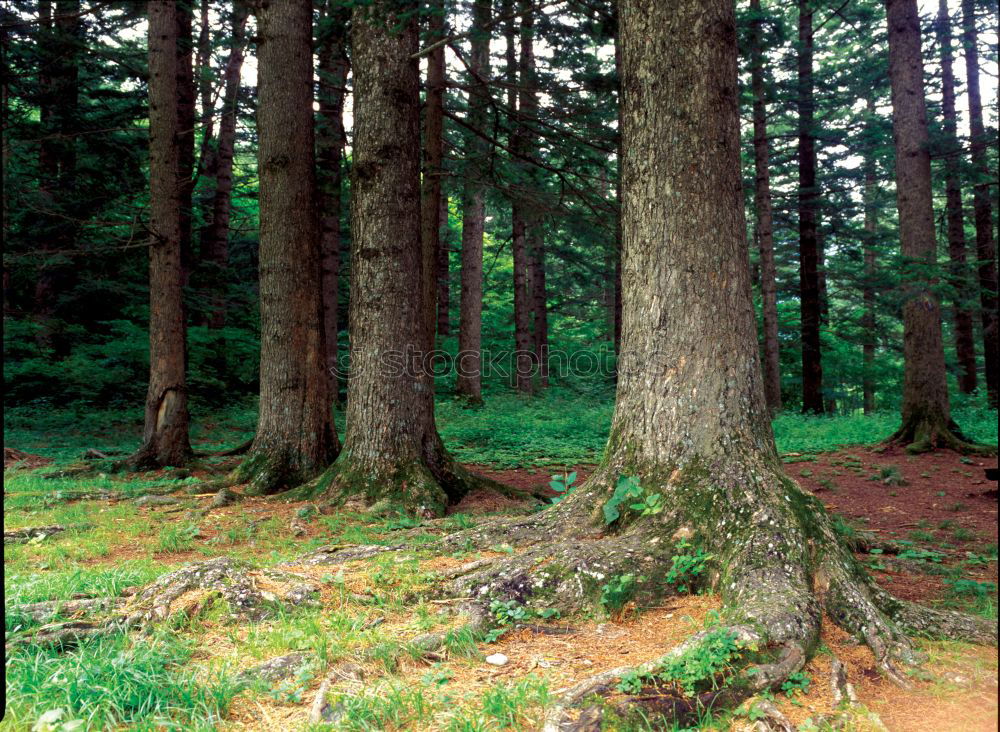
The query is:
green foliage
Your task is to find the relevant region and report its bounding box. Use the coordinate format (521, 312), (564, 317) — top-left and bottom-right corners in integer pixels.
(656, 627), (747, 697)
(602, 475), (643, 524)
(665, 540), (713, 594)
(600, 573), (642, 613)
(549, 470), (577, 504)
(781, 671), (811, 697)
(870, 465), (907, 486)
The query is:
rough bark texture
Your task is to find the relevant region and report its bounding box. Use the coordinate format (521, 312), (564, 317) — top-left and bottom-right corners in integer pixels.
(33, 0), (80, 347)
(309, 0), (494, 516)
(961, 0), (999, 407)
(506, 1), (533, 394)
(175, 1), (195, 283)
(797, 0), (824, 414)
(420, 0), (446, 352)
(436, 194), (451, 338)
(885, 0), (979, 453)
(863, 97), (878, 415)
(132, 0), (192, 468)
(432, 1), (995, 725)
(456, 0), (491, 403)
(198, 0), (249, 329)
(316, 0), (349, 398)
(234, 0), (338, 494)
(750, 0), (781, 415)
(937, 0), (977, 395)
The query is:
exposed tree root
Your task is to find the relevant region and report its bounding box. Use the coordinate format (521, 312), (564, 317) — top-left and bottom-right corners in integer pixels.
(4, 525), (70, 544)
(884, 416), (996, 455)
(8, 596), (127, 623)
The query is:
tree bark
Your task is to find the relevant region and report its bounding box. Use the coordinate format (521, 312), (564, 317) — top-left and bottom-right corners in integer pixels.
(456, 0), (491, 403)
(507, 0), (533, 393)
(750, 0), (781, 415)
(198, 0), (248, 329)
(316, 0), (349, 398)
(131, 0), (193, 468)
(885, 0), (979, 453)
(961, 0), (999, 407)
(176, 1), (195, 283)
(420, 0), (446, 352)
(937, 0), (977, 395)
(234, 0), (338, 493)
(797, 0), (824, 414)
(862, 95), (878, 415)
(436, 193), (451, 338)
(311, 0), (495, 515)
(438, 5), (995, 722)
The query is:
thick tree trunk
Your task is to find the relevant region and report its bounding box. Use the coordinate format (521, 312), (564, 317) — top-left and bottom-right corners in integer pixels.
(198, 0), (248, 329)
(176, 1), (195, 283)
(863, 98), (878, 415)
(885, 0), (979, 453)
(420, 0), (446, 352)
(440, 5), (995, 724)
(937, 0), (977, 394)
(316, 0), (349, 398)
(234, 0), (338, 494)
(961, 0), (999, 407)
(750, 0), (781, 415)
(311, 0), (494, 516)
(33, 0), (79, 347)
(436, 194), (451, 338)
(797, 0), (824, 414)
(131, 0), (192, 469)
(505, 0), (533, 394)
(455, 0), (491, 403)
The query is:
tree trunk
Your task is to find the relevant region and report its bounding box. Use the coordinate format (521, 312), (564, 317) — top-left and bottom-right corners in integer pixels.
(311, 0), (497, 516)
(316, 0), (349, 398)
(131, 0), (192, 469)
(33, 0), (79, 347)
(441, 5), (995, 723)
(797, 0), (823, 414)
(176, 1), (195, 284)
(862, 95), (878, 415)
(961, 0), (999, 407)
(529, 226), (548, 386)
(750, 0), (781, 415)
(420, 0), (446, 352)
(937, 0), (977, 395)
(233, 0), (338, 494)
(198, 0), (248, 329)
(456, 0), (491, 403)
(436, 193), (450, 338)
(885, 0), (980, 453)
(507, 0), (533, 394)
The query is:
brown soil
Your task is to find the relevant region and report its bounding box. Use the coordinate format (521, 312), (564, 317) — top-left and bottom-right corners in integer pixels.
(4, 447), (54, 469)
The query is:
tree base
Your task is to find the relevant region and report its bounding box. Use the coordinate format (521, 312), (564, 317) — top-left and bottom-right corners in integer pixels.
(885, 415), (995, 455)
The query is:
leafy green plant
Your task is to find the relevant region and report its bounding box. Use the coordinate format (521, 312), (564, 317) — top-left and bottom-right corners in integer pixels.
(656, 627), (746, 696)
(603, 476), (643, 524)
(600, 573), (642, 613)
(781, 671), (811, 697)
(666, 539), (713, 594)
(897, 547), (944, 563)
(549, 470), (577, 504)
(490, 599), (529, 626)
(870, 465), (907, 486)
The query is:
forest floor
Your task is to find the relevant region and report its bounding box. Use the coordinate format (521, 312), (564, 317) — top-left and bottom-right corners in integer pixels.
(3, 414), (998, 731)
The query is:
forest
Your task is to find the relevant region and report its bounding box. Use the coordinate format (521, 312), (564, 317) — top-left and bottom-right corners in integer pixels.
(2, 0), (998, 729)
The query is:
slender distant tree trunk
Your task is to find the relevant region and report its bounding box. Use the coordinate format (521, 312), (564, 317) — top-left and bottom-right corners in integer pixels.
(195, 0), (213, 153)
(199, 0), (248, 329)
(234, 0), (338, 493)
(441, 5), (994, 722)
(421, 0), (446, 352)
(862, 96), (878, 415)
(312, 0), (498, 515)
(176, 1), (195, 283)
(506, 0), (533, 393)
(885, 0), (981, 453)
(316, 0), (349, 398)
(529, 229), (548, 386)
(436, 194), (451, 337)
(750, 0), (781, 415)
(937, 0), (977, 394)
(961, 0), (998, 407)
(797, 0), (823, 414)
(33, 0), (79, 347)
(456, 0), (491, 403)
(131, 0), (192, 468)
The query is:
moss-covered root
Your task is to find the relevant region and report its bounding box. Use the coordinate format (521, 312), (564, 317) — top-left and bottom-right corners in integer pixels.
(884, 416), (995, 456)
(229, 449), (327, 497)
